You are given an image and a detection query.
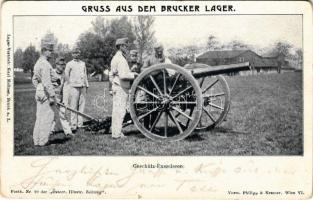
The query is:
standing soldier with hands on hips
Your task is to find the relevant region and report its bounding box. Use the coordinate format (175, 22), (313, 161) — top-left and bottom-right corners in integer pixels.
(65, 47), (89, 132)
(32, 43), (56, 146)
(110, 38), (138, 139)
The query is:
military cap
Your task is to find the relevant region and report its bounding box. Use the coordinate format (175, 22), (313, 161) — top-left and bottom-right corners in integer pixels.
(72, 47), (81, 53)
(115, 38), (129, 47)
(56, 56), (66, 65)
(41, 43), (54, 51)
(154, 43), (164, 50)
(130, 50), (138, 56)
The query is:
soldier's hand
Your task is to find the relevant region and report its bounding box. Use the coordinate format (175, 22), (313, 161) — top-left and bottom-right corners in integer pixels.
(134, 72), (139, 79)
(56, 78), (61, 86)
(49, 97), (56, 106)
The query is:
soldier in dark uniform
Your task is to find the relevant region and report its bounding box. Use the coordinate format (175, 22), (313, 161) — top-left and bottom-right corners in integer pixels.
(129, 50), (142, 73)
(50, 56), (73, 137)
(141, 44), (173, 130)
(141, 43), (172, 71)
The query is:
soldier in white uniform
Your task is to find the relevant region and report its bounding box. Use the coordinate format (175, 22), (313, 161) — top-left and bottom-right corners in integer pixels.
(65, 48), (89, 131)
(110, 38), (138, 138)
(32, 43), (55, 146)
(50, 57), (73, 137)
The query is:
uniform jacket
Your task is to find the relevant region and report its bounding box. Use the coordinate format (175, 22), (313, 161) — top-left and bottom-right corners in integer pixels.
(110, 50), (135, 90)
(142, 54), (172, 71)
(65, 59), (89, 88)
(130, 62), (142, 73)
(142, 54), (174, 75)
(32, 56), (55, 102)
(51, 69), (65, 101)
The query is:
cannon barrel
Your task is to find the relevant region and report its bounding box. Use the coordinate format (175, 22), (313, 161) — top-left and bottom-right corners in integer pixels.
(186, 62), (250, 78)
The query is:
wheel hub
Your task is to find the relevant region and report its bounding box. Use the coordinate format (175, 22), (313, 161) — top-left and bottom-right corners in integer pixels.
(160, 95), (172, 110)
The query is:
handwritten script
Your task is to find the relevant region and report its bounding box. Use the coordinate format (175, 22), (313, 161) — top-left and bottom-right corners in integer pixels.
(10, 158), (298, 197)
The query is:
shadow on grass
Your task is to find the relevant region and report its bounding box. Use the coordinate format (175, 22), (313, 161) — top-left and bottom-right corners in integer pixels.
(186, 133), (205, 141)
(89, 129), (111, 135)
(49, 137), (71, 145)
(124, 130), (145, 138)
(124, 127), (207, 141)
(210, 127), (251, 135)
(49, 131), (72, 145)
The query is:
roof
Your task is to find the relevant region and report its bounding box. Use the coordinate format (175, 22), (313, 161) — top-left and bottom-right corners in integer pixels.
(196, 49), (280, 68)
(196, 50), (248, 59)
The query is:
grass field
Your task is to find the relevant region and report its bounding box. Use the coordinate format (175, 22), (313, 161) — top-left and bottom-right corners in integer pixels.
(14, 72), (303, 156)
(14, 71), (32, 84)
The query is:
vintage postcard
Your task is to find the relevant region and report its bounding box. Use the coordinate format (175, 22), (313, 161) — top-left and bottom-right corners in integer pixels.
(1, 1), (312, 199)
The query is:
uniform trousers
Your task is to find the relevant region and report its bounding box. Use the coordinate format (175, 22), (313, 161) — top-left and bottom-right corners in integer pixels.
(69, 86), (86, 129)
(50, 99), (72, 135)
(33, 99), (54, 146)
(62, 84), (70, 106)
(111, 83), (128, 138)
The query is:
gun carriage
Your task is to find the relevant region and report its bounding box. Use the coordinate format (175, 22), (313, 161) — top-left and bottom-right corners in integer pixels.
(59, 62), (250, 141)
(128, 62), (250, 141)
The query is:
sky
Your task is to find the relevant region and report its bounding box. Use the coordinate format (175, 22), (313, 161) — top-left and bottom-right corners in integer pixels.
(14, 15), (302, 51)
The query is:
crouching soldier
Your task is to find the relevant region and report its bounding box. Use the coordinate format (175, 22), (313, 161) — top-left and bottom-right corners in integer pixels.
(50, 56), (74, 137)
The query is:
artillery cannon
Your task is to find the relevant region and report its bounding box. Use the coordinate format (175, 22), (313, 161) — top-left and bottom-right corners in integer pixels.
(68, 62), (250, 141)
(128, 62), (250, 141)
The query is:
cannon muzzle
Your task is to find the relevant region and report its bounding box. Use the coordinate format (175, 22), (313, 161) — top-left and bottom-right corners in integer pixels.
(186, 62), (250, 78)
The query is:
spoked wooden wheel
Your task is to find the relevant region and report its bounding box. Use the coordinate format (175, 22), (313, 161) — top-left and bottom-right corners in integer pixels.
(196, 75), (230, 130)
(129, 64), (203, 141)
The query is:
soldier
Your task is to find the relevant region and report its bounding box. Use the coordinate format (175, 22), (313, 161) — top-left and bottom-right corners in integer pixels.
(110, 38), (138, 138)
(50, 56), (73, 137)
(129, 50), (142, 73)
(64, 47), (89, 132)
(109, 49), (141, 96)
(32, 43), (55, 146)
(141, 43), (172, 71)
(141, 43), (173, 129)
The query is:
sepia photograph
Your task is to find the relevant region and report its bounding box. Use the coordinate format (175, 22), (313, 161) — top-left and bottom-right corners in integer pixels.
(1, 1), (312, 199)
(13, 15), (303, 156)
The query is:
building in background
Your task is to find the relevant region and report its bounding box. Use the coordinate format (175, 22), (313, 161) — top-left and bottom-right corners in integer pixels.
(195, 50), (288, 75)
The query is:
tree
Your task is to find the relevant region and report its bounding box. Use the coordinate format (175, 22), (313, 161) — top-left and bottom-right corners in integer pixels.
(41, 31), (59, 66)
(14, 48), (23, 69)
(76, 16), (136, 80)
(206, 35), (220, 50)
(270, 41), (293, 57)
(295, 48), (303, 69)
(168, 45), (201, 66)
(91, 16), (110, 38)
(226, 40), (249, 50)
(133, 16), (156, 62)
(109, 16), (136, 42)
(77, 32), (114, 74)
(56, 43), (72, 63)
(22, 45), (40, 77)
(41, 31), (58, 48)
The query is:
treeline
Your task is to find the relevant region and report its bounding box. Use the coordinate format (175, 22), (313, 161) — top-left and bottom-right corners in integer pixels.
(14, 16), (156, 77)
(14, 18), (303, 77)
